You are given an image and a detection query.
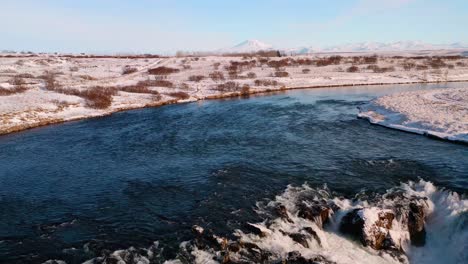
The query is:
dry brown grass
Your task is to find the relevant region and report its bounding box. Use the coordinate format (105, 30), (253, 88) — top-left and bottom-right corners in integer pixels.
(148, 67), (180, 75)
(367, 65), (395, 73)
(188, 75), (205, 82)
(0, 77), (28, 96)
(346, 66), (360, 73)
(214, 81), (240, 92)
(246, 72), (257, 79)
(274, 71), (289, 77)
(16, 73), (35, 78)
(136, 79), (174, 88)
(254, 79), (279, 86)
(240, 84), (251, 96)
(167, 91), (190, 100)
(316, 56), (342, 66)
(209, 71), (225, 81)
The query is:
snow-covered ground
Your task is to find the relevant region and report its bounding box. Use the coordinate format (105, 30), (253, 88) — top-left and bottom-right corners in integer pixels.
(1, 53), (468, 135)
(359, 88), (468, 143)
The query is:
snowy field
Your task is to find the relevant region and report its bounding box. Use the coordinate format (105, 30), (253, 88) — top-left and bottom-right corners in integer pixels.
(359, 88), (468, 143)
(1, 52), (468, 135)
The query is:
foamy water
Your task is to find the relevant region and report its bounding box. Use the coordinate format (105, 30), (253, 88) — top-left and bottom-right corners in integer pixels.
(78, 180), (466, 264)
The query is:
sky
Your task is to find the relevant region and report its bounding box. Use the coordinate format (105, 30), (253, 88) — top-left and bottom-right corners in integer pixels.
(1, 0), (467, 54)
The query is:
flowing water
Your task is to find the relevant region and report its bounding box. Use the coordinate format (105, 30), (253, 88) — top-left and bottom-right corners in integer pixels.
(0, 83), (467, 264)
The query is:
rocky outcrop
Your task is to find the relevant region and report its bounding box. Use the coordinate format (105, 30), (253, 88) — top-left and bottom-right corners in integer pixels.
(340, 208), (398, 250)
(408, 202), (426, 246)
(285, 251), (336, 264)
(297, 200), (337, 228)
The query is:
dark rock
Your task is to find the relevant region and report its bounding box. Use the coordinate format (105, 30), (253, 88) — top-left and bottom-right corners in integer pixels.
(408, 202), (426, 246)
(244, 223), (267, 237)
(228, 242), (241, 252)
(339, 209), (364, 238)
(275, 205), (294, 223)
(303, 227), (322, 246)
(340, 208), (397, 250)
(297, 202), (332, 228)
(191, 225), (225, 251)
(288, 233), (309, 248)
(240, 242), (272, 263)
(285, 251), (336, 264)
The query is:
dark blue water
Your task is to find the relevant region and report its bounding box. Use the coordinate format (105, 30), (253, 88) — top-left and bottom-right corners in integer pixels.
(0, 83), (467, 263)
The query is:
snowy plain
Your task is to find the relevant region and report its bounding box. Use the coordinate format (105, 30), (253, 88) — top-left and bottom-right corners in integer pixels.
(1, 51), (468, 137)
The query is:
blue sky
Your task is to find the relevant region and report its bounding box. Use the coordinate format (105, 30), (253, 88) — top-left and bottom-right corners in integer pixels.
(1, 0), (467, 54)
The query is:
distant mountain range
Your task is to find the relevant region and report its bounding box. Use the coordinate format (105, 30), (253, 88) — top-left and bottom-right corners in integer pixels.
(222, 40), (468, 54)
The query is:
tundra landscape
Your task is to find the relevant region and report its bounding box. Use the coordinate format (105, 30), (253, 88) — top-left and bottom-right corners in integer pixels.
(1, 1), (467, 264)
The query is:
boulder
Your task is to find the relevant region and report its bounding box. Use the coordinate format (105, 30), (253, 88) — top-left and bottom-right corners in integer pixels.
(407, 202), (426, 246)
(275, 204), (294, 223)
(340, 208), (397, 250)
(297, 202), (333, 228)
(285, 251), (336, 264)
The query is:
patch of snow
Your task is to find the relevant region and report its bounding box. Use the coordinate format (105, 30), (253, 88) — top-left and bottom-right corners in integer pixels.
(358, 88), (468, 143)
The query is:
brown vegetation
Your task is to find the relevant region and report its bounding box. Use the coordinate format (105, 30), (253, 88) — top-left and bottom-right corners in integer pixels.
(188, 75), (205, 82)
(346, 66), (360, 73)
(247, 72), (257, 79)
(137, 79), (174, 88)
(302, 69), (311, 74)
(167, 91), (190, 100)
(214, 81), (240, 92)
(367, 65), (395, 73)
(0, 76), (28, 96)
(16, 73), (35, 78)
(274, 71), (289, 77)
(254, 79), (279, 86)
(316, 56), (342, 66)
(209, 71), (225, 81)
(148, 66), (180, 75)
(240, 84), (251, 96)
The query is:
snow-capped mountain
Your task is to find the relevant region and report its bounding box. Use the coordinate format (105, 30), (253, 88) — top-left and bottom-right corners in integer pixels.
(288, 41), (468, 54)
(222, 40), (273, 53)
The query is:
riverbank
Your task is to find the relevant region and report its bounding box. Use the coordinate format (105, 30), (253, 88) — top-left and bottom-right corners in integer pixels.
(1, 54), (468, 136)
(358, 87), (468, 144)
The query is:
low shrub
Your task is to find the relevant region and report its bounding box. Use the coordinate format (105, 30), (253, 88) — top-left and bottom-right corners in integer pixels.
(254, 79), (278, 86)
(247, 72), (257, 79)
(0, 86), (28, 96)
(401, 62), (416, 71)
(215, 81), (239, 92)
(168, 91), (190, 100)
(148, 67), (180, 75)
(137, 79), (174, 88)
(416, 65), (429, 71)
(81, 87), (118, 109)
(209, 71), (225, 81)
(275, 71), (289, 77)
(367, 65), (395, 73)
(240, 84), (251, 95)
(188, 75), (205, 82)
(302, 68), (311, 74)
(316, 56), (342, 66)
(346, 66), (360, 73)
(16, 73), (35, 78)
